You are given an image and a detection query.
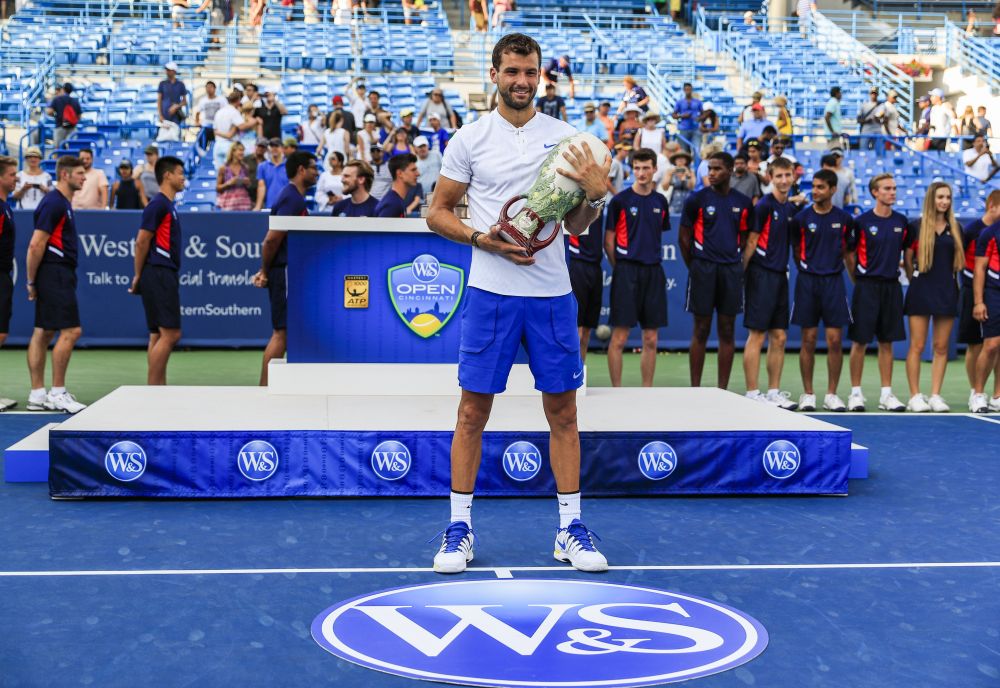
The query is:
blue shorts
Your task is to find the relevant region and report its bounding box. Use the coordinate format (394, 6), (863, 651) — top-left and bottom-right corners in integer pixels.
(458, 287), (584, 395)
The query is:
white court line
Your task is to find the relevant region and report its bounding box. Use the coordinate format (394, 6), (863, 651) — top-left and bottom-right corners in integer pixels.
(966, 413), (1000, 426)
(2, 561), (1000, 578)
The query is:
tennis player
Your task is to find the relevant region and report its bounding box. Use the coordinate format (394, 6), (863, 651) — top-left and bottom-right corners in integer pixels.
(426, 33), (611, 574)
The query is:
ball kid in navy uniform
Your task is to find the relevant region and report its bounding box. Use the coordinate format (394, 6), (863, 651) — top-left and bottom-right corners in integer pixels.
(971, 218), (1000, 413)
(253, 151), (318, 386)
(0, 156), (18, 409)
(845, 173), (913, 412)
(567, 203), (607, 362)
(605, 148), (670, 387)
(130, 155), (186, 385)
(958, 190), (1000, 409)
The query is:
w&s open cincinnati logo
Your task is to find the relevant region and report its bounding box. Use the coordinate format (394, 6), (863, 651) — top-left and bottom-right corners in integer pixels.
(388, 254), (464, 338)
(312, 579), (768, 687)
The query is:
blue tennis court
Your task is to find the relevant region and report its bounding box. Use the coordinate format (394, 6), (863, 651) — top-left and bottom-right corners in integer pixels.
(2, 413), (999, 687)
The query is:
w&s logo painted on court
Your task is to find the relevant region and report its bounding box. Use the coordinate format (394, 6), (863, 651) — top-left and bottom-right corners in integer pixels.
(387, 254), (464, 338)
(104, 441), (147, 482)
(312, 579), (768, 687)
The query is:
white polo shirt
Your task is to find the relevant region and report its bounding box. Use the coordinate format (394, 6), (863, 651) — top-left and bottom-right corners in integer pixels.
(440, 109), (577, 297)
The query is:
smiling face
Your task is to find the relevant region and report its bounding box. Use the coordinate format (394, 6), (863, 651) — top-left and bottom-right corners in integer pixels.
(933, 185), (952, 215)
(492, 50), (540, 113)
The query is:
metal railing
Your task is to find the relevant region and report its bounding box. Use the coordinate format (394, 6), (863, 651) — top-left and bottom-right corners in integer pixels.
(819, 9), (948, 54)
(944, 19), (1000, 93)
(857, 0), (995, 18)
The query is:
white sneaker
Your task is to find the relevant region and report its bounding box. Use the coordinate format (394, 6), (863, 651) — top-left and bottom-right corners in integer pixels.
(745, 390), (766, 402)
(26, 390), (49, 412)
(847, 391), (866, 412)
(765, 390), (798, 411)
(906, 394), (931, 413)
(432, 521), (475, 574)
(46, 391), (87, 414)
(927, 395), (950, 413)
(0, 397), (16, 411)
(798, 393), (816, 412)
(969, 389), (977, 410)
(990, 396), (1000, 412)
(879, 392), (906, 412)
(823, 393), (846, 412)
(971, 393), (990, 414)
(554, 519), (608, 572)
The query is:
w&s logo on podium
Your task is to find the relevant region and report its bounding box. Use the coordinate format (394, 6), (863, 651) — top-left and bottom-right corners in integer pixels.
(388, 254), (464, 339)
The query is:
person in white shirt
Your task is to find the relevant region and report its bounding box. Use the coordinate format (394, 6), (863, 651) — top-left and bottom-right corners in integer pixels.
(317, 111), (351, 168)
(315, 151), (344, 212)
(425, 33), (611, 575)
(413, 135), (442, 192)
(963, 134), (1000, 182)
(12, 146), (52, 210)
(300, 104), (325, 146)
(928, 89), (952, 151)
(355, 114), (378, 163)
(369, 146), (392, 200)
(194, 80), (226, 147)
(346, 77), (370, 129)
(213, 90), (245, 169)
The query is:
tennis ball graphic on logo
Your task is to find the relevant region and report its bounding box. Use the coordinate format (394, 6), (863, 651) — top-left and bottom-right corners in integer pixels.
(410, 313), (443, 332)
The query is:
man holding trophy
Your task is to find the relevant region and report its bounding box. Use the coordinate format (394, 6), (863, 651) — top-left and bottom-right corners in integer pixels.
(426, 33), (612, 574)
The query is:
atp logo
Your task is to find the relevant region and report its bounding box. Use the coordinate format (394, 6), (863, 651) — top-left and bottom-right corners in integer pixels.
(762, 440), (800, 479)
(104, 441), (147, 482)
(502, 441), (542, 481)
(637, 441), (677, 481)
(312, 579), (769, 687)
(237, 440), (279, 481)
(371, 441), (411, 481)
(387, 254), (465, 339)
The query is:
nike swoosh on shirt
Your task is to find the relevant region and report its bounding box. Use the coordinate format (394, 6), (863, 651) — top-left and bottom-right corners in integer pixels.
(543, 143), (558, 149)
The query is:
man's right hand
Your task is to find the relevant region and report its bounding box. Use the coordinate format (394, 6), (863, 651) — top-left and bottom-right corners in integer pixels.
(974, 302), (988, 322)
(27, 284), (36, 301)
(253, 269), (268, 288)
(480, 225), (535, 266)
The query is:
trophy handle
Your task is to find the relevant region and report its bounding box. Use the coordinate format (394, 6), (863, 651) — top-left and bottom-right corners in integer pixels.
(527, 222), (561, 255)
(499, 194), (526, 223)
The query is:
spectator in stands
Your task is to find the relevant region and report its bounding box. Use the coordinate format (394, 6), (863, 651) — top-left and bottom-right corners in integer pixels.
(110, 161), (146, 210)
(491, 0), (513, 28)
(402, 0), (423, 25)
(469, 0), (487, 31)
(975, 106), (993, 138)
(71, 149), (108, 210)
(730, 152), (761, 204)
(820, 152), (852, 208)
(577, 104), (610, 147)
(157, 62), (188, 129)
(367, 91), (392, 129)
(773, 95), (792, 138)
(134, 145), (160, 202)
(399, 108), (420, 141)
(414, 135), (442, 193)
(542, 55), (575, 100)
(194, 81), (226, 152)
(741, 10), (760, 31)
(963, 134), (1000, 182)
(369, 146), (392, 200)
(356, 114), (379, 163)
(737, 104), (773, 151)
(616, 105), (642, 146)
(212, 90), (244, 170)
(915, 95), (931, 146)
(383, 128), (416, 158)
(857, 87), (883, 151)
(634, 112), (664, 156)
(244, 139), (267, 211)
(617, 76), (649, 116)
(171, 0), (188, 28)
(823, 86), (843, 150)
(796, 0), (817, 37)
(329, 95), (356, 137)
(331, 160), (378, 217)
(239, 103), (261, 145)
(426, 113), (451, 153)
(259, 138), (289, 209)
(610, 143), (631, 192)
(695, 141), (722, 189)
(758, 126), (777, 158)
(737, 91), (763, 125)
(958, 106), (978, 150)
(698, 103), (720, 144)
(928, 89), (951, 151)
(300, 104), (325, 147)
(13, 147), (52, 211)
(760, 137), (797, 176)
(256, 88), (288, 141)
(316, 152), (345, 213)
(672, 82), (703, 154)
(417, 88), (459, 131)
(663, 150), (694, 216)
(375, 153), (420, 218)
(318, 112), (351, 168)
(241, 83), (262, 109)
(597, 101), (615, 143)
(216, 142), (254, 211)
(48, 83), (81, 151)
(195, 0), (233, 42)
(881, 89), (905, 139)
(347, 77), (371, 127)
(25, 155), (88, 414)
(966, 9), (979, 37)
(743, 139), (764, 175)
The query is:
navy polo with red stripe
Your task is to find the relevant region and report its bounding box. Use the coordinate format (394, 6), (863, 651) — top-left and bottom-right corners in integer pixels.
(749, 193), (794, 272)
(140, 192), (182, 270)
(789, 205), (855, 275)
(605, 187), (670, 265)
(34, 189), (77, 267)
(850, 209), (912, 279)
(680, 187), (751, 264)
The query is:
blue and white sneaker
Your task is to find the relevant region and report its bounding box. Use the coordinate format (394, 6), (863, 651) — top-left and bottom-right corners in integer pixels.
(432, 521), (475, 574)
(554, 519), (608, 572)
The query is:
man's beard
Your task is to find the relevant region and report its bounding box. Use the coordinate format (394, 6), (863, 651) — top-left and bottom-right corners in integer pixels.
(498, 84), (533, 112)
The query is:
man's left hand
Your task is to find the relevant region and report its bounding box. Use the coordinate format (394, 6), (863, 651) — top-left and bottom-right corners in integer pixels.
(556, 142), (612, 202)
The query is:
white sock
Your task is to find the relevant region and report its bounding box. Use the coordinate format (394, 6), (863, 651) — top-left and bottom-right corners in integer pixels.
(851, 386), (863, 396)
(51, 386), (66, 396)
(745, 389), (761, 398)
(767, 388), (779, 397)
(30, 387), (46, 398)
(880, 386), (892, 397)
(450, 491), (473, 527)
(558, 492), (581, 529)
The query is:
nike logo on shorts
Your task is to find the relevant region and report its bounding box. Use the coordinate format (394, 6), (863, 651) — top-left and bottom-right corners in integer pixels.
(573, 370), (584, 379)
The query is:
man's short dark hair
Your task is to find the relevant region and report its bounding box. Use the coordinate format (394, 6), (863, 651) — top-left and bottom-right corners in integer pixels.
(631, 148), (658, 167)
(768, 156), (794, 173)
(345, 160), (374, 191)
(683, 82), (692, 89)
(762, 125), (777, 136)
(830, 86), (841, 96)
(56, 155), (83, 178)
(820, 153), (838, 167)
(370, 90), (380, 98)
(63, 83), (74, 94)
(0, 156), (17, 176)
(734, 151), (749, 162)
(709, 151), (734, 169)
(285, 151), (317, 179)
(388, 153), (418, 180)
(813, 168), (838, 189)
(78, 148), (93, 157)
(205, 80), (216, 88)
(154, 155), (184, 184)
(491, 32), (542, 70)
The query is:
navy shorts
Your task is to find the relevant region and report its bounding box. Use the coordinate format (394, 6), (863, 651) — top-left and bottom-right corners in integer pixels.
(139, 265), (181, 332)
(791, 272), (852, 329)
(34, 262), (80, 331)
(610, 260), (668, 330)
(743, 262), (789, 331)
(957, 284), (983, 345)
(569, 259), (603, 329)
(983, 287), (1000, 340)
(848, 277), (905, 344)
(267, 266), (287, 331)
(458, 287), (583, 395)
(0, 271), (11, 334)
(685, 258), (743, 316)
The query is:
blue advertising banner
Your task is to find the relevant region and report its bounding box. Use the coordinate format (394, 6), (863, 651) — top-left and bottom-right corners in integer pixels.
(7, 210), (273, 347)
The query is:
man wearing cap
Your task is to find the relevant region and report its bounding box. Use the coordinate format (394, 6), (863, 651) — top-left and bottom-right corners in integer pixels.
(347, 77), (370, 127)
(610, 142), (631, 191)
(738, 91), (764, 125)
(244, 139), (267, 210)
(134, 145), (161, 202)
(110, 159), (146, 209)
(47, 83), (82, 150)
(13, 147), (52, 211)
(212, 89), (244, 170)
(329, 95), (356, 137)
(536, 83), (567, 121)
(417, 87), (457, 130)
(737, 104), (773, 151)
(194, 80), (226, 151)
(356, 113), (379, 163)
(672, 82), (703, 154)
(369, 146), (393, 200)
(617, 104), (642, 146)
(857, 87), (884, 151)
(256, 88), (287, 141)
(597, 101), (615, 143)
(881, 89), (905, 139)
(400, 107), (421, 141)
(928, 88), (951, 151)
(542, 55), (575, 99)
(577, 104), (609, 146)
(414, 135), (442, 192)
(823, 86), (843, 150)
(258, 138), (288, 209)
(157, 62), (188, 127)
(0, 156), (18, 409)
(427, 112), (451, 153)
